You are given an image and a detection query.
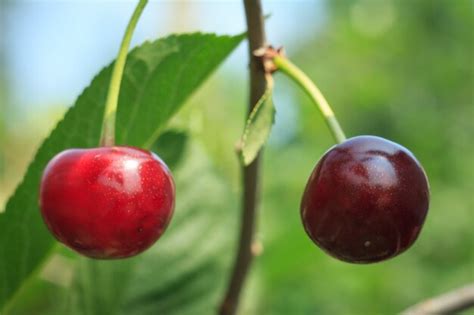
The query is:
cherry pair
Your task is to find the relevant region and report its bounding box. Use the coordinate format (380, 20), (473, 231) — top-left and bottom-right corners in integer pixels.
(40, 135), (429, 263)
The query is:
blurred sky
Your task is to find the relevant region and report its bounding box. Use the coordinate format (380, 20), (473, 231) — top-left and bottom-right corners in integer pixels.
(2, 0), (325, 117)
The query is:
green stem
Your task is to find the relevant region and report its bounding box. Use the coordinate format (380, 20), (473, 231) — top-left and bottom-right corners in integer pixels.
(273, 55), (346, 144)
(100, 0), (148, 146)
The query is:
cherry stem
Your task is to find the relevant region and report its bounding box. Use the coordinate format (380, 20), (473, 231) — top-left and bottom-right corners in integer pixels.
(99, 0), (148, 147)
(273, 55), (346, 144)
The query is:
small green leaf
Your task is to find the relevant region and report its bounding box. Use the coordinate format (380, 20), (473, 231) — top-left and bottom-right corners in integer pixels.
(239, 80), (276, 165)
(0, 32), (244, 312)
(152, 130), (188, 170)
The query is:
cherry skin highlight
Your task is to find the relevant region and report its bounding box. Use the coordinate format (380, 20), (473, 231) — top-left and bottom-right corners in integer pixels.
(39, 146), (175, 259)
(301, 136), (429, 263)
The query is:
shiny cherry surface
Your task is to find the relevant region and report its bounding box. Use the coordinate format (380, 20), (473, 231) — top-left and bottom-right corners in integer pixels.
(301, 136), (429, 263)
(40, 146), (175, 259)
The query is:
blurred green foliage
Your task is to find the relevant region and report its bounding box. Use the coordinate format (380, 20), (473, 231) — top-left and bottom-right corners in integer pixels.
(1, 0), (473, 314)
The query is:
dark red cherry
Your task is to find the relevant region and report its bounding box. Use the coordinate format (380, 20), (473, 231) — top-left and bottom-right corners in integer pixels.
(39, 146), (175, 259)
(301, 135), (429, 263)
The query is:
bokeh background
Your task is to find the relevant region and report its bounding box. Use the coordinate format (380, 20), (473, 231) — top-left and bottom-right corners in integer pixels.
(1, 0), (473, 314)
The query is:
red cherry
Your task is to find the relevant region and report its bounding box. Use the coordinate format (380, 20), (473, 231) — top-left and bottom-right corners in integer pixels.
(39, 146), (175, 259)
(301, 136), (429, 263)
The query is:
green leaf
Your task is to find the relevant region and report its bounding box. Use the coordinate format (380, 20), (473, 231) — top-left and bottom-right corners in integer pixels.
(239, 80), (276, 165)
(0, 32), (244, 312)
(67, 258), (136, 315)
(152, 129), (188, 170)
(116, 33), (245, 148)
